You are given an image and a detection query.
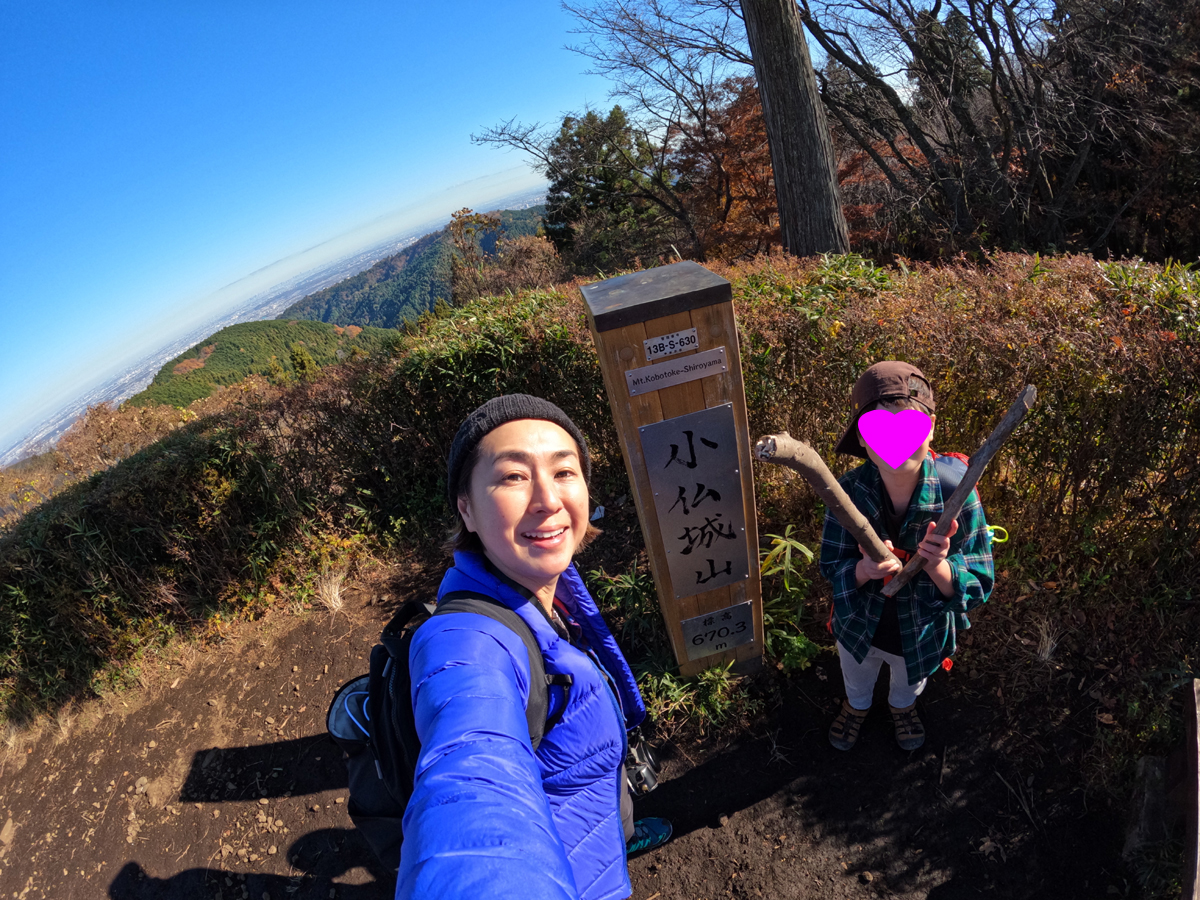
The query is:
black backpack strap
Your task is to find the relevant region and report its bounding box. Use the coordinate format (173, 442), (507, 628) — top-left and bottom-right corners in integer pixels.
(543, 674), (574, 734)
(380, 598), (435, 648)
(434, 591), (565, 750)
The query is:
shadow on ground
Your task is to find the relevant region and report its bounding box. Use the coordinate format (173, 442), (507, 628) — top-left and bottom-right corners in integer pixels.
(179, 737), (348, 802)
(627, 659), (1129, 900)
(109, 828), (395, 900)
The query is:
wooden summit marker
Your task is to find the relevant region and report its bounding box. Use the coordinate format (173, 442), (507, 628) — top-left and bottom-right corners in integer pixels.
(581, 261), (763, 676)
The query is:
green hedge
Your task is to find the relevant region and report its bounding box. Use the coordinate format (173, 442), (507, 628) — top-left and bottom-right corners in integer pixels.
(1, 253), (1197, 727)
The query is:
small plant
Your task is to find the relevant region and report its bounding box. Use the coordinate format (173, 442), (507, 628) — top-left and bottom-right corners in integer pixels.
(809, 252), (893, 295)
(1034, 616), (1061, 663)
(54, 705), (75, 741)
(761, 526), (813, 602)
(636, 667), (693, 728)
(1100, 257), (1200, 336)
(1128, 837), (1184, 900)
(1025, 252), (1050, 281)
(692, 663), (748, 726)
(635, 662), (761, 736)
(775, 631), (821, 674)
(760, 527), (818, 673)
(588, 564), (667, 659)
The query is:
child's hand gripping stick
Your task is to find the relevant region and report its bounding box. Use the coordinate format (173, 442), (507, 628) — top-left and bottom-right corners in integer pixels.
(753, 434), (900, 568)
(880, 384), (1038, 598)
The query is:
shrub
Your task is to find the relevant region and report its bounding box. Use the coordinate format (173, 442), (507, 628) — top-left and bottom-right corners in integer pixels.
(0, 403), (197, 529)
(725, 252), (1200, 604)
(0, 421), (299, 720)
(1, 252), (1196, 765)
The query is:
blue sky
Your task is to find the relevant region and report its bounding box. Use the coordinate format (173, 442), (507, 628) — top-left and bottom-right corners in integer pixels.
(0, 1), (616, 457)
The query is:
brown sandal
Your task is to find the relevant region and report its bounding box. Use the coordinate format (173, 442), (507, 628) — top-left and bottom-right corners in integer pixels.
(828, 699), (869, 751)
(889, 703), (926, 750)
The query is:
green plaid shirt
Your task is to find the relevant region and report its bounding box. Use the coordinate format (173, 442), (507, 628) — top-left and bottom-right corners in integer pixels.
(819, 453), (994, 686)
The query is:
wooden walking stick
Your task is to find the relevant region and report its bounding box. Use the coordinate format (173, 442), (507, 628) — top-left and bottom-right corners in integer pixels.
(752, 434), (900, 567)
(880, 384), (1037, 596)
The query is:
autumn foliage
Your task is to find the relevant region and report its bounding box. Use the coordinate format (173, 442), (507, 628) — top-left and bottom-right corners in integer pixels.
(672, 77), (779, 260)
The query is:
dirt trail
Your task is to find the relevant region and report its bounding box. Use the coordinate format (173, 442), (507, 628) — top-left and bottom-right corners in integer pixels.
(0, 586), (1127, 900)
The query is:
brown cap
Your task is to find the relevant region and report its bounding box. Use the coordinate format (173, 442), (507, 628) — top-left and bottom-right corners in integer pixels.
(833, 362), (935, 458)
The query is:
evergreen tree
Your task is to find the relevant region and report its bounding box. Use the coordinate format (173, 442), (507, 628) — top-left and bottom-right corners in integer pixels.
(267, 355), (290, 386)
(289, 343), (319, 382)
(542, 107), (677, 270)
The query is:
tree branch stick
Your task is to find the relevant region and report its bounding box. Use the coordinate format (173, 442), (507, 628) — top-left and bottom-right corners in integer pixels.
(881, 384), (1037, 597)
(753, 433), (899, 566)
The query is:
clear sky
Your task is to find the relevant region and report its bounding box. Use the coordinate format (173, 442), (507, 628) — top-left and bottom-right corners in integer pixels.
(0, 1), (615, 457)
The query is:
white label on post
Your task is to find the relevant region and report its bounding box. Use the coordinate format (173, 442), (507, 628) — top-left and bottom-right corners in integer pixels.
(679, 602), (755, 660)
(643, 327), (699, 361)
(625, 347), (727, 397)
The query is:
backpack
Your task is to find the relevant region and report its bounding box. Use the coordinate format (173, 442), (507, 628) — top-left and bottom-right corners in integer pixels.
(326, 592), (573, 872)
(930, 450), (969, 499)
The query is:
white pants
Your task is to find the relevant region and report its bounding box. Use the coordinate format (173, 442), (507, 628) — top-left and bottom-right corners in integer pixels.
(837, 642), (928, 710)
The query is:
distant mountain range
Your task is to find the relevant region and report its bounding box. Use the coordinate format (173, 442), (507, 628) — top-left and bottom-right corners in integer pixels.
(0, 191), (546, 467)
(280, 206), (544, 327)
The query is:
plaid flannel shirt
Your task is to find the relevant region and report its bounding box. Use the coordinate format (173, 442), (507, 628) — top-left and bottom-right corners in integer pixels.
(819, 453), (994, 686)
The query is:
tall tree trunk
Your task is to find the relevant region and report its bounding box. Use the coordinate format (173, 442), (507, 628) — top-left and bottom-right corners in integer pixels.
(738, 0), (849, 256)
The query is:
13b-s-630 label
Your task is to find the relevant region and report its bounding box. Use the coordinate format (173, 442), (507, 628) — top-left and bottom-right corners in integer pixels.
(643, 327), (698, 361)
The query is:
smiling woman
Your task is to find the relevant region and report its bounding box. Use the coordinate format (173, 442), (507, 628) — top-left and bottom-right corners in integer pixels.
(457, 418), (592, 608)
(398, 394), (671, 900)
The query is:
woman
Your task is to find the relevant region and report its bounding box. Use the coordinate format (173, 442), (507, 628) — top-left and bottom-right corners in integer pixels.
(397, 394), (671, 900)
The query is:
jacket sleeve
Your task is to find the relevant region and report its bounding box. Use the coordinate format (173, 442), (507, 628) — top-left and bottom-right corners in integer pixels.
(397, 613), (579, 900)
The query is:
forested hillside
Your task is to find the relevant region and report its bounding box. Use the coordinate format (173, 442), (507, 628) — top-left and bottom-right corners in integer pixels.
(127, 319), (398, 408)
(281, 206), (545, 327)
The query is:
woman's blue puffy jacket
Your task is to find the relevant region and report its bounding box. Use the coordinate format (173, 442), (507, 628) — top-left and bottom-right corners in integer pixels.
(396, 551), (646, 900)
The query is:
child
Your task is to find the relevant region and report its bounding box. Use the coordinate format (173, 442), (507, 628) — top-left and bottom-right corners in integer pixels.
(819, 362), (994, 751)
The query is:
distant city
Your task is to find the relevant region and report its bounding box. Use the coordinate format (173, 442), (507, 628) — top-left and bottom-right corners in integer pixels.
(0, 189), (547, 467)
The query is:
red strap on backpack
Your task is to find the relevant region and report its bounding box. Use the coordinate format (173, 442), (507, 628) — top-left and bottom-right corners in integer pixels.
(931, 449), (970, 464)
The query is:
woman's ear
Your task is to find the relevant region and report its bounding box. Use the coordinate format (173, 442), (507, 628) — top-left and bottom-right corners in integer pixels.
(457, 496), (476, 533)
(928, 412), (937, 440)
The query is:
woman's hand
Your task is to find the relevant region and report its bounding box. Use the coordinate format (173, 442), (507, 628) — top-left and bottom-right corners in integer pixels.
(855, 539), (902, 587)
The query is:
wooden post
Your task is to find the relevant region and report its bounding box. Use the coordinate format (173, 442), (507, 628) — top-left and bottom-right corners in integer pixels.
(581, 261), (763, 676)
(1185, 678), (1199, 900)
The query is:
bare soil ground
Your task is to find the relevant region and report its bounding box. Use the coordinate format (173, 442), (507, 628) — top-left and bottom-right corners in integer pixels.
(0, 575), (1129, 900)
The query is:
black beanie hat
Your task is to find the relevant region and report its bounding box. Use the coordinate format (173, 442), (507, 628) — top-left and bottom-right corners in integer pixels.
(446, 394), (591, 509)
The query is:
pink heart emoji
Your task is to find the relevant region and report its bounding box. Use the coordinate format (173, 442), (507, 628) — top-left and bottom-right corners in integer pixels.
(858, 409), (933, 469)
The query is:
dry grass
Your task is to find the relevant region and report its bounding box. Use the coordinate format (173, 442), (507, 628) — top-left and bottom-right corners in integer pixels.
(314, 567), (346, 613)
(1034, 617), (1062, 664)
(53, 705), (75, 743)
